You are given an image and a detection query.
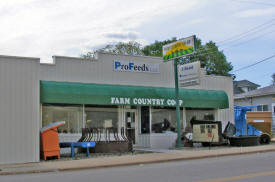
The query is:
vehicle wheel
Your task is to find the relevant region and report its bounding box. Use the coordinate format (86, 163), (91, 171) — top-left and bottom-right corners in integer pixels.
(259, 133), (270, 144)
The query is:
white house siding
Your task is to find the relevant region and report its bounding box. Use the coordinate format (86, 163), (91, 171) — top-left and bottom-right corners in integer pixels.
(235, 95), (273, 110)
(234, 98), (252, 106)
(0, 55), (40, 164)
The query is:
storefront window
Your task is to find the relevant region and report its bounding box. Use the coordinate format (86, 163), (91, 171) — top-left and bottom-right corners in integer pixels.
(42, 104), (83, 133)
(85, 105), (119, 128)
(151, 107), (182, 133)
(141, 106), (150, 134)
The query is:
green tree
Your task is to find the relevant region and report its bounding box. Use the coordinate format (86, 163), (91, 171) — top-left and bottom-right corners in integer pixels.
(80, 51), (95, 59)
(188, 40), (233, 76)
(272, 73), (275, 85)
(143, 37), (233, 77)
(80, 41), (144, 59)
(100, 41), (144, 56)
(142, 37), (177, 57)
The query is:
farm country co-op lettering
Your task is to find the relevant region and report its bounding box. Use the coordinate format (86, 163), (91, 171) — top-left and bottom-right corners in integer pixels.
(111, 97), (183, 106)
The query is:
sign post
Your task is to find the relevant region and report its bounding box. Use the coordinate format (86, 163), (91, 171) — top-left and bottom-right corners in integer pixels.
(174, 58), (181, 148)
(162, 35), (196, 148)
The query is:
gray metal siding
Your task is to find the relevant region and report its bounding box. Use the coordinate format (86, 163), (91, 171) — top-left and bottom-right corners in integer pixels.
(0, 56), (40, 164)
(40, 53), (174, 87)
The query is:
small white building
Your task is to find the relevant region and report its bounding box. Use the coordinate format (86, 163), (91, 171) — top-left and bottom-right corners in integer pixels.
(0, 52), (234, 164)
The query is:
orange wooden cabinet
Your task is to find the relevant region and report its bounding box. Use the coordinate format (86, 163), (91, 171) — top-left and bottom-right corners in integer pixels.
(40, 121), (65, 160)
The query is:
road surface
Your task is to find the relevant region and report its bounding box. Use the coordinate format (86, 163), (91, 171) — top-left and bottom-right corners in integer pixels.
(1, 152), (275, 182)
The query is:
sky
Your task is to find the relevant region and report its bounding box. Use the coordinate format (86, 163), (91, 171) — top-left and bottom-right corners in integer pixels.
(0, 0), (275, 87)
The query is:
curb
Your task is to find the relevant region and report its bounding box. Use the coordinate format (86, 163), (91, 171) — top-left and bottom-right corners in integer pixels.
(1, 148), (275, 175)
(0, 169), (57, 176)
(57, 148), (275, 172)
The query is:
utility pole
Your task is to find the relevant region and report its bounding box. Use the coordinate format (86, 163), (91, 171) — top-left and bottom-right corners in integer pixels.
(174, 58), (182, 148)
(162, 35), (196, 149)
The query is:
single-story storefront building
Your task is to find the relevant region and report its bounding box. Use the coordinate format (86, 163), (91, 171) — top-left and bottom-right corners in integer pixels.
(0, 52), (234, 164)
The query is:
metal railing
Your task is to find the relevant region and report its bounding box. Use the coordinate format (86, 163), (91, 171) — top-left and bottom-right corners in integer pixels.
(77, 127), (132, 143)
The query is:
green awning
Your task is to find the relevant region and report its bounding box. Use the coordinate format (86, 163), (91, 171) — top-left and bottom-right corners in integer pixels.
(40, 81), (229, 109)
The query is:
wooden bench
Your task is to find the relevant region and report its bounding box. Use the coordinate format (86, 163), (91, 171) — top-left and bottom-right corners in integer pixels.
(59, 142), (96, 157)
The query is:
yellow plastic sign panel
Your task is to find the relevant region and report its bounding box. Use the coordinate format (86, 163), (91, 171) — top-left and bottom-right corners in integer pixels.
(163, 35), (195, 61)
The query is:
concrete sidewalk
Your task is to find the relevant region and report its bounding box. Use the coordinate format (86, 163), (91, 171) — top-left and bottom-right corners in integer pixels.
(1, 144), (275, 175)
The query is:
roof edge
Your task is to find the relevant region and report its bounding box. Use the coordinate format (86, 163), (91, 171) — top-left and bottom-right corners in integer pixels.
(0, 55), (40, 61)
(97, 51), (163, 60)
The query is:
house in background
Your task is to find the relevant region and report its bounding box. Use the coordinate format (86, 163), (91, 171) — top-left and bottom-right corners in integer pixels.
(233, 80), (260, 95)
(234, 85), (275, 135)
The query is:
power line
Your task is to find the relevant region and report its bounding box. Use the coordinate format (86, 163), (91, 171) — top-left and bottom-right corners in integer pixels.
(188, 27), (275, 58)
(218, 23), (275, 46)
(232, 53), (275, 72)
(230, 0), (275, 7)
(246, 72), (272, 80)
(220, 28), (275, 49)
(187, 19), (275, 58)
(217, 18), (275, 45)
(175, 19), (275, 60)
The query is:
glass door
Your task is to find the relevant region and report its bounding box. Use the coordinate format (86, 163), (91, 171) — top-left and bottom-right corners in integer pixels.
(125, 110), (137, 144)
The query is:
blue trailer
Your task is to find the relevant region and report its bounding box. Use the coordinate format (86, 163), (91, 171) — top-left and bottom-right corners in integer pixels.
(234, 105), (260, 136)
(234, 105), (270, 144)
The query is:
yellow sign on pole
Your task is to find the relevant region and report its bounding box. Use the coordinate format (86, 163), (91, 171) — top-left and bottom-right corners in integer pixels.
(162, 35), (196, 61)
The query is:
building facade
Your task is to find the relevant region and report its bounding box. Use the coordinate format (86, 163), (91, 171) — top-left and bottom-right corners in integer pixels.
(0, 52), (233, 164)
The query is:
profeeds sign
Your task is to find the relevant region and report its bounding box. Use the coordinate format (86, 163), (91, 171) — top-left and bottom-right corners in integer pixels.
(178, 61), (200, 87)
(114, 60), (159, 73)
(162, 35), (195, 61)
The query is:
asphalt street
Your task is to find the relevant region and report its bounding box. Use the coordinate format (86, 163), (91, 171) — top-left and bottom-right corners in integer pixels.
(1, 152), (275, 182)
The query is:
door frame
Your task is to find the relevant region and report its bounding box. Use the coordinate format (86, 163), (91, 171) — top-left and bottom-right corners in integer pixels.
(122, 107), (138, 144)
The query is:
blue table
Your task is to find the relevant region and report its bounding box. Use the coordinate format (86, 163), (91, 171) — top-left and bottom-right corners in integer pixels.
(60, 142), (96, 157)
